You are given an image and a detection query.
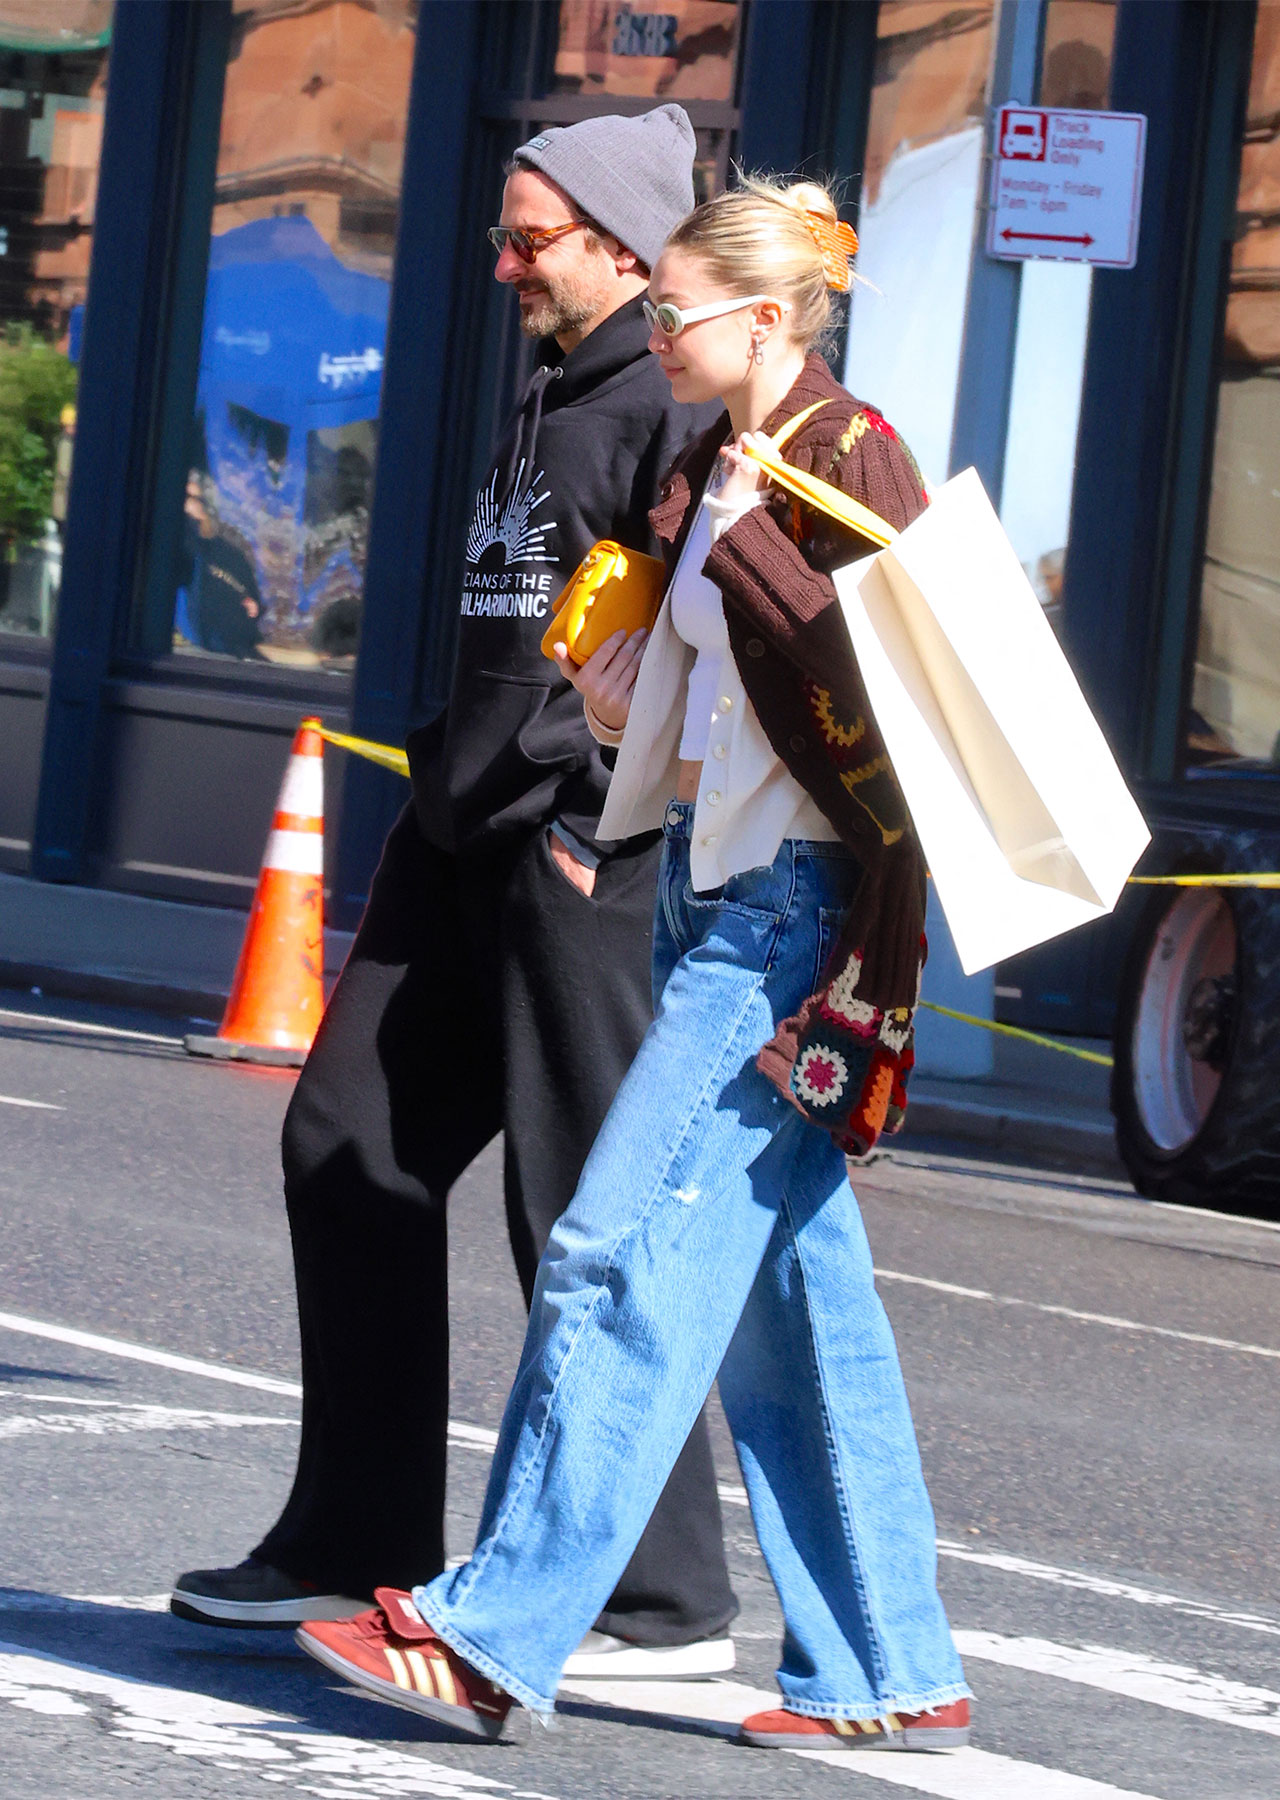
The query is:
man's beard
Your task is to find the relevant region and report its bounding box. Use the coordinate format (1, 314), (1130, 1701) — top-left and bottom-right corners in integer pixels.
(516, 260), (610, 340)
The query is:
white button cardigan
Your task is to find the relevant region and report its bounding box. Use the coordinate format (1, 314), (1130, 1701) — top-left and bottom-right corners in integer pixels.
(589, 488), (838, 892)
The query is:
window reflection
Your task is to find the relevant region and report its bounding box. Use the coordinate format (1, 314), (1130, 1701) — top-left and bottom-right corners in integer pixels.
(554, 2), (739, 201)
(554, 1), (738, 101)
(162, 0), (415, 672)
(1000, 0), (1114, 628)
(1188, 0), (1280, 769)
(844, 1), (993, 487)
(0, 1), (111, 645)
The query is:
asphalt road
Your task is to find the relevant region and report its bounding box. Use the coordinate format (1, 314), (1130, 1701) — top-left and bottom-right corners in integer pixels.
(1, 989), (1278, 1799)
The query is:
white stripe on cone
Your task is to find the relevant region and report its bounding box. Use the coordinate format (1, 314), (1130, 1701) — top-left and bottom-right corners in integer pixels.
(263, 828), (324, 877)
(276, 749), (323, 820)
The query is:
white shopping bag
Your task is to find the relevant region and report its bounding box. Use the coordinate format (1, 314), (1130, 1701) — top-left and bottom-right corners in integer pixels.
(834, 467), (1150, 975)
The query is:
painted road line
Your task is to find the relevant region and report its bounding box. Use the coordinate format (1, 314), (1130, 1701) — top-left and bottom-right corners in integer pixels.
(5, 1308), (1278, 1646)
(0, 1310), (303, 1398)
(561, 1677), (1164, 1800)
(0, 1005), (183, 1048)
(0, 1395), (295, 1441)
(0, 1640), (557, 1799)
(0, 1311), (499, 1457)
(875, 1267), (1280, 1361)
(793, 1745), (1166, 1799)
(937, 1540), (1280, 1640)
(954, 1631), (1280, 1736)
(0, 1093), (63, 1110)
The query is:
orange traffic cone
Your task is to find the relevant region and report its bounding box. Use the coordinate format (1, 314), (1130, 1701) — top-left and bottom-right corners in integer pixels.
(185, 717), (326, 1067)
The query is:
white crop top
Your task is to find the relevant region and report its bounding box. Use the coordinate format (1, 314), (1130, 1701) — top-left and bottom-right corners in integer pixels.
(668, 485), (758, 759)
(588, 471), (840, 891)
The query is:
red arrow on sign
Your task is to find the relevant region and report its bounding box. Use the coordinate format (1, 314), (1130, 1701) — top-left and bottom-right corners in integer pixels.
(1000, 229), (1095, 246)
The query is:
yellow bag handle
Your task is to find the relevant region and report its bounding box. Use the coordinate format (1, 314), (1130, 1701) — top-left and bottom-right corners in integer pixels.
(769, 400), (828, 449)
(744, 400), (900, 549)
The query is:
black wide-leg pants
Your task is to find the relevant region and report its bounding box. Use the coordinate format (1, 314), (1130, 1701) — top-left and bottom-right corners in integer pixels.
(255, 803), (737, 1646)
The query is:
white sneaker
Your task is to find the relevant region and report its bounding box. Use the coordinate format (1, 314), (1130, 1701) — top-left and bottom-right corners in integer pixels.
(561, 1630), (736, 1681)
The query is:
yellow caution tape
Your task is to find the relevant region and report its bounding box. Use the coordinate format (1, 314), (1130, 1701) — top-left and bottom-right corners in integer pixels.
(312, 726), (1280, 889)
(918, 1000), (1114, 1067)
(315, 725), (410, 779)
(1128, 872), (1280, 888)
(309, 724), (1277, 1066)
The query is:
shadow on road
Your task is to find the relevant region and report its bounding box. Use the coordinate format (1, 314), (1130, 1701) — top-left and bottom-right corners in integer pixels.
(0, 1591), (486, 1747)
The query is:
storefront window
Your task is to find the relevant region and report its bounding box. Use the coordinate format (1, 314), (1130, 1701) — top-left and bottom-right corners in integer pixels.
(553, 1), (739, 198)
(0, 1), (111, 646)
(1000, 0), (1115, 628)
(147, 0), (416, 674)
(843, 1), (994, 487)
(1187, 0), (1280, 769)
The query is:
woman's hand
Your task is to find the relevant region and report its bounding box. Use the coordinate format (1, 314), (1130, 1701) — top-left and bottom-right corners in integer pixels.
(715, 432), (769, 508)
(551, 626), (648, 733)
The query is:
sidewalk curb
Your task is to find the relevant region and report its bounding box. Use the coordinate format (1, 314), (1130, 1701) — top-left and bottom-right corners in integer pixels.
(902, 1093), (1122, 1175)
(0, 960), (227, 1022)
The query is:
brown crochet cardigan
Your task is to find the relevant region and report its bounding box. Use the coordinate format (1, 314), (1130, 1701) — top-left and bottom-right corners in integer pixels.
(649, 352), (928, 1156)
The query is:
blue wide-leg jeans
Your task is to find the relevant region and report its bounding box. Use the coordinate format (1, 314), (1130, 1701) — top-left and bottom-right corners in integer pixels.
(416, 803), (968, 1717)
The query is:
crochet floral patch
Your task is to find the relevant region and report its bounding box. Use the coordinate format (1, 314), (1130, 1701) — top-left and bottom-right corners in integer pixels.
(785, 939), (919, 1155)
(793, 1043), (850, 1109)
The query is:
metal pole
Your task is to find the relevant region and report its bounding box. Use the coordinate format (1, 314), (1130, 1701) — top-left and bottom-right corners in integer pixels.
(920, 0), (1045, 1081)
(946, 0), (1047, 496)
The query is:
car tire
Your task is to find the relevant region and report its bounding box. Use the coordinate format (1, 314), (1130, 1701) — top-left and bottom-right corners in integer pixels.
(1111, 878), (1280, 1216)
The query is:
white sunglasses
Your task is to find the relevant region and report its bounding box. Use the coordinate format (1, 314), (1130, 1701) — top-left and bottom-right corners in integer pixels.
(642, 293), (788, 338)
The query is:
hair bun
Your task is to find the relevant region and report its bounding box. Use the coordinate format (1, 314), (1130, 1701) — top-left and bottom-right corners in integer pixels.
(783, 181), (838, 226)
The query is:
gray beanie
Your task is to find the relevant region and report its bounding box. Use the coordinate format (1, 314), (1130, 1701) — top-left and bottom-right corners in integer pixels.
(512, 103), (696, 270)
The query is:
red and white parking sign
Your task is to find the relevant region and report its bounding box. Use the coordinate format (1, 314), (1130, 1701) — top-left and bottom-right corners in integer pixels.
(987, 107), (1147, 269)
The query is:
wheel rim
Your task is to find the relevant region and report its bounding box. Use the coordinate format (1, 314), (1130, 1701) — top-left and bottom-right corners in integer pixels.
(1131, 890), (1237, 1153)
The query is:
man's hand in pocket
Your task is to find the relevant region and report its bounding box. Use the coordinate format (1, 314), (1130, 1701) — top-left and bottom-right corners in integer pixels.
(548, 831), (596, 897)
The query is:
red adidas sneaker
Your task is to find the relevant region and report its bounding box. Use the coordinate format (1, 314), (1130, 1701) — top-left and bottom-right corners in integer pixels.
(739, 1696), (970, 1751)
(297, 1588), (513, 1740)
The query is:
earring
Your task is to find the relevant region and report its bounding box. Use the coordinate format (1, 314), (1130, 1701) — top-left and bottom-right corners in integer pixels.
(752, 339), (765, 366)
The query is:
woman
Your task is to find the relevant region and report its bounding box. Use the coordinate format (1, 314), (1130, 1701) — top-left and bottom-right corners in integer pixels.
(297, 177), (971, 1754)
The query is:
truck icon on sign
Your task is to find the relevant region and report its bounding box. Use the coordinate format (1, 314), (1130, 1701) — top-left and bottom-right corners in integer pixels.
(1000, 108), (1046, 160)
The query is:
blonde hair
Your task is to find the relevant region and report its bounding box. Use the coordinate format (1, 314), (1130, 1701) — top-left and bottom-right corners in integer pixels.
(664, 174), (846, 350)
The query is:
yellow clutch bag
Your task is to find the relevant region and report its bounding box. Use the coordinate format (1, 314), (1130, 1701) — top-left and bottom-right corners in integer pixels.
(540, 405), (846, 668)
(540, 540), (665, 667)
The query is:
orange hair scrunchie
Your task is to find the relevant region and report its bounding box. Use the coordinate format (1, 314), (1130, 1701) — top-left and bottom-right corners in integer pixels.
(803, 212), (859, 292)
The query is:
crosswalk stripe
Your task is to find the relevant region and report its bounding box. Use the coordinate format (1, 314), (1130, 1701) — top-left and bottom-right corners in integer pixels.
(874, 1267), (1280, 1362)
(3, 1306), (1276, 1666)
(955, 1630), (1280, 1735)
(559, 1677), (1165, 1798)
(0, 1310), (302, 1398)
(0, 1640), (548, 1797)
(794, 1745), (1167, 1798)
(0, 1395), (292, 1440)
(936, 1540), (1280, 1639)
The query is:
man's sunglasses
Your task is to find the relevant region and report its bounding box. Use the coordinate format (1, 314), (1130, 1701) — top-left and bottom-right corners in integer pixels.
(486, 220), (592, 263)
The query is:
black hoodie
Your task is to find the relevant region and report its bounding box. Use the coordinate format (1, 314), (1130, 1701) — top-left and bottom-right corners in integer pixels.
(407, 295), (717, 856)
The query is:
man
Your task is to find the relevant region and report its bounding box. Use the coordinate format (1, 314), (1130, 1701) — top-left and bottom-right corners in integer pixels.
(182, 474), (264, 660)
(172, 105), (738, 1678)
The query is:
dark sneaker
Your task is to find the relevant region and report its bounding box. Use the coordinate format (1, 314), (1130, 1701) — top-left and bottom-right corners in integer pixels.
(561, 1630), (736, 1681)
(297, 1588), (514, 1740)
(170, 1557), (366, 1628)
(739, 1696), (971, 1751)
